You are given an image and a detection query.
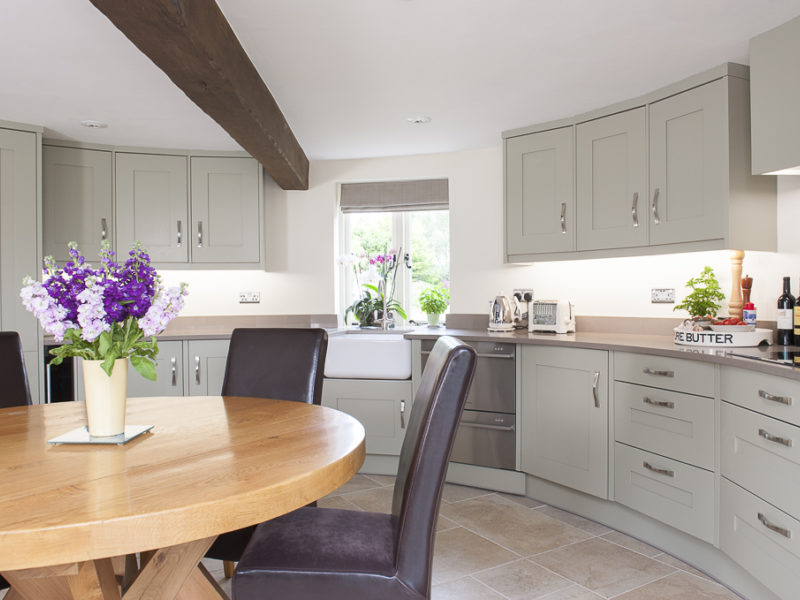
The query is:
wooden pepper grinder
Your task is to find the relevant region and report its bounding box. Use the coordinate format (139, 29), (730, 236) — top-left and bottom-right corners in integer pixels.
(729, 250), (745, 320)
(741, 274), (753, 306)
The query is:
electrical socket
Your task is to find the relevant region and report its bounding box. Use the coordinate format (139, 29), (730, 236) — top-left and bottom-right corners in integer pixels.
(513, 288), (534, 301)
(238, 291), (261, 304)
(651, 288), (675, 304)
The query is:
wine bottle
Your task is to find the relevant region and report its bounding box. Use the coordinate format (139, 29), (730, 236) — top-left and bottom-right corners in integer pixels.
(777, 276), (795, 345)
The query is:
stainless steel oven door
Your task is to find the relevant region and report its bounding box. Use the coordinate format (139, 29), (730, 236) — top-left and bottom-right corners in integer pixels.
(450, 410), (516, 471)
(421, 340), (515, 413)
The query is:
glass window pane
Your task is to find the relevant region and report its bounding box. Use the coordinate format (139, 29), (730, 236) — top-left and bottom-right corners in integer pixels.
(409, 210), (450, 321)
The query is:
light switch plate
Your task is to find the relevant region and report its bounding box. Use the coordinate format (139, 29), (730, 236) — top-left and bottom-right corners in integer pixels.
(238, 291), (261, 304)
(651, 288), (675, 303)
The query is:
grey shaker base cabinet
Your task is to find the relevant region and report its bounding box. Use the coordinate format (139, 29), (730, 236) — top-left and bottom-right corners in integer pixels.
(73, 339), (230, 400)
(519, 346), (609, 499)
(321, 378), (413, 456)
(503, 63), (776, 262)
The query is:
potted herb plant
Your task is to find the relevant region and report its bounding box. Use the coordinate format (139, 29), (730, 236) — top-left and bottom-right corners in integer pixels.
(673, 266), (725, 326)
(418, 285), (449, 327)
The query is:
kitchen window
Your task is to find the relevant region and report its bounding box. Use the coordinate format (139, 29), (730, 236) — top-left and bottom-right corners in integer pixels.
(339, 179), (450, 324)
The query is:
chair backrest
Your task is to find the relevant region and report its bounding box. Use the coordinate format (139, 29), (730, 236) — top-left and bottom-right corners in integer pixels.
(391, 336), (476, 596)
(221, 328), (328, 405)
(0, 332), (31, 409)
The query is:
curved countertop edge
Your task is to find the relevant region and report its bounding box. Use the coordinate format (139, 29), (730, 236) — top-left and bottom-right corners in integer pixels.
(404, 328), (800, 382)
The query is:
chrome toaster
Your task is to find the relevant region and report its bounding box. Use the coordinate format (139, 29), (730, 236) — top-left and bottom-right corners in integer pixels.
(528, 300), (575, 334)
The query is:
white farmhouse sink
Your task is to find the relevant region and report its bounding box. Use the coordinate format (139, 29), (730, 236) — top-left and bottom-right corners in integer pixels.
(324, 333), (411, 379)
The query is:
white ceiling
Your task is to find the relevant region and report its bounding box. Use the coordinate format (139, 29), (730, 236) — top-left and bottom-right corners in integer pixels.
(1, 0), (799, 161)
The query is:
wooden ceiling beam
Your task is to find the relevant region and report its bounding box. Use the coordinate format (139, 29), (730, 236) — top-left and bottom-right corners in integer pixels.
(88, 0), (309, 190)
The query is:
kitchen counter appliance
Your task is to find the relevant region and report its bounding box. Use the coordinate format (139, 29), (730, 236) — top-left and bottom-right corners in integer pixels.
(528, 300), (575, 334)
(488, 295), (514, 332)
(421, 338), (516, 470)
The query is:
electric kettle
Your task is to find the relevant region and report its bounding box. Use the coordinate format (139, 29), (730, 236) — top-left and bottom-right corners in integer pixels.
(488, 295), (514, 331)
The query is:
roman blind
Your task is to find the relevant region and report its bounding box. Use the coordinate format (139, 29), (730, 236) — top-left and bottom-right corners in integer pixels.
(339, 179), (449, 213)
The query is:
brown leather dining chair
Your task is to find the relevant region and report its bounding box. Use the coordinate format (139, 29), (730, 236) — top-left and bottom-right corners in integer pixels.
(232, 336), (477, 600)
(0, 331), (32, 591)
(205, 327), (328, 576)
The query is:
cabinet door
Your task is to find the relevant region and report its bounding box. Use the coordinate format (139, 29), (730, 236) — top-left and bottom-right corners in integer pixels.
(127, 341), (184, 397)
(190, 157), (261, 263)
(520, 346), (608, 498)
(577, 108), (648, 250)
(322, 379), (412, 456)
(116, 153), (189, 263)
(74, 341), (185, 400)
(43, 146), (112, 261)
(505, 127), (575, 256)
(187, 339), (230, 396)
(0, 129), (40, 352)
(649, 79), (727, 245)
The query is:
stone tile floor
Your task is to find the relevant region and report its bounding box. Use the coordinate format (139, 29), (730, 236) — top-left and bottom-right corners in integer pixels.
(2, 473), (745, 600)
(204, 473), (744, 599)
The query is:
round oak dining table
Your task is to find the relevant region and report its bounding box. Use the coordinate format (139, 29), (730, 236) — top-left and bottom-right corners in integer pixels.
(0, 395), (366, 600)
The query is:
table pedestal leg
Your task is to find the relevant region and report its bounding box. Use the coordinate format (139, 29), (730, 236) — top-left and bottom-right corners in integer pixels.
(1, 536), (226, 600)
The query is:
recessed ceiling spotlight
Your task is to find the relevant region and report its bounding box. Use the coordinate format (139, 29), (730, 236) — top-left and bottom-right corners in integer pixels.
(80, 120), (108, 129)
(407, 115), (432, 124)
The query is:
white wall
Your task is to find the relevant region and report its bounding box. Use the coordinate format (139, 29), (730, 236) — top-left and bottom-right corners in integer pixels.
(162, 147), (800, 323)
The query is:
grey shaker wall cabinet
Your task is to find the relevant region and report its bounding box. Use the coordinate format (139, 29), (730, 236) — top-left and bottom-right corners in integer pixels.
(44, 143), (266, 269)
(116, 153), (190, 264)
(749, 14), (800, 175)
(189, 156), (261, 264)
(503, 63), (777, 262)
(43, 145), (113, 263)
(576, 107), (648, 250)
(505, 126), (575, 255)
(0, 123), (42, 403)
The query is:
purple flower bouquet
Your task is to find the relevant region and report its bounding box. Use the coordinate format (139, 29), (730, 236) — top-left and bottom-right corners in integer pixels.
(21, 242), (188, 380)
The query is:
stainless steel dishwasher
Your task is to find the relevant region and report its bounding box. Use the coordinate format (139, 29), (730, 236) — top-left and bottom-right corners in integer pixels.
(420, 339), (516, 470)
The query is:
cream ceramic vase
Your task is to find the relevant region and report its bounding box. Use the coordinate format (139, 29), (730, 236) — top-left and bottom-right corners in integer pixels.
(82, 358), (128, 437)
(427, 313), (441, 327)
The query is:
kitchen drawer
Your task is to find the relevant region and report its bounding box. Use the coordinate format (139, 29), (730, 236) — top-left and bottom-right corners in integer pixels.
(721, 365), (800, 427)
(614, 352), (714, 397)
(720, 477), (800, 600)
(721, 401), (800, 520)
(614, 381), (714, 470)
(614, 442), (715, 544)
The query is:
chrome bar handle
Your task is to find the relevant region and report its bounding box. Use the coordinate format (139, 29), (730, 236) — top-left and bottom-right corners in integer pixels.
(474, 353), (515, 360)
(643, 367), (674, 377)
(759, 389), (792, 406)
(758, 512), (792, 539)
(197, 221), (203, 247)
(177, 221), (182, 246)
(758, 428), (793, 447)
(644, 397), (675, 409)
(101, 218), (108, 241)
(592, 371), (600, 408)
(560, 203), (567, 234)
(400, 400), (406, 429)
(651, 188), (661, 225)
(643, 461), (675, 477)
(194, 356), (201, 385)
(170, 357), (177, 387)
(459, 422), (516, 432)
(631, 192), (639, 228)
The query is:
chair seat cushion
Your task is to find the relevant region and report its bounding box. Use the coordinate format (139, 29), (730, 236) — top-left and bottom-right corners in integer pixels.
(234, 507), (417, 600)
(238, 507), (396, 575)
